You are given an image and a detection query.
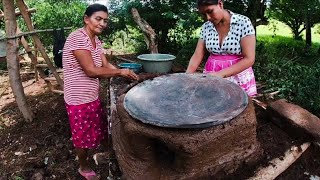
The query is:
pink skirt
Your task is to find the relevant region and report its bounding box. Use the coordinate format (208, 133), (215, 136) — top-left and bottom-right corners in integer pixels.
(204, 54), (257, 96)
(65, 99), (108, 149)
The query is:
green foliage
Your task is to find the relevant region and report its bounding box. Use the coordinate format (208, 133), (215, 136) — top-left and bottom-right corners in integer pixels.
(173, 35), (320, 116)
(108, 0), (200, 53)
(224, 0), (268, 26)
(255, 36), (320, 115)
(109, 27), (146, 54)
(269, 0), (320, 40)
(14, 176), (24, 180)
(107, 0), (269, 54)
(20, 0), (88, 47)
(175, 37), (198, 67)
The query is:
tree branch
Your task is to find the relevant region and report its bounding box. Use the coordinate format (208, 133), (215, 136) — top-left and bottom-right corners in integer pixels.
(131, 8), (158, 53)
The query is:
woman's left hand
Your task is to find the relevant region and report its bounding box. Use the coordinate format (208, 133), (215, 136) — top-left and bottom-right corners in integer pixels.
(208, 71), (225, 78)
(120, 69), (139, 81)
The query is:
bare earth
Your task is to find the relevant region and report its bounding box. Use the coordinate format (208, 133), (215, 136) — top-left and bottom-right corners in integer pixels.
(0, 57), (320, 179)
(0, 62), (111, 179)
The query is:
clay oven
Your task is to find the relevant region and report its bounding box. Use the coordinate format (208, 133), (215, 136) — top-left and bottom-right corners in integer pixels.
(112, 73), (261, 179)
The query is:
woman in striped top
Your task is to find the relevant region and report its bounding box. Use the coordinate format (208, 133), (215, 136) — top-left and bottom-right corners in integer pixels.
(63, 4), (138, 179)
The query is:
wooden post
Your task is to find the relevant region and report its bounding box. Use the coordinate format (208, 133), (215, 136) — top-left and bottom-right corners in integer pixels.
(16, 0), (64, 90)
(3, 0), (34, 122)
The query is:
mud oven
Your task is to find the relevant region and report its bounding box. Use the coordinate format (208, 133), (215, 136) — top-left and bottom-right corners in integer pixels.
(111, 73), (261, 179)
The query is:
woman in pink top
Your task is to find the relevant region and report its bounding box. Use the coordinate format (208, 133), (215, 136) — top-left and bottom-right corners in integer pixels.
(63, 4), (138, 179)
(186, 0), (257, 96)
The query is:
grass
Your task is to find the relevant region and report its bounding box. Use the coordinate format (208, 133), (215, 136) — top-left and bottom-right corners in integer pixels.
(256, 20), (320, 44)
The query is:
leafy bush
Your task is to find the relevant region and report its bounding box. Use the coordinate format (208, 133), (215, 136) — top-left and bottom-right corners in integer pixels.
(20, 0), (88, 48)
(175, 38), (198, 67)
(106, 27), (147, 54)
(255, 35), (320, 116)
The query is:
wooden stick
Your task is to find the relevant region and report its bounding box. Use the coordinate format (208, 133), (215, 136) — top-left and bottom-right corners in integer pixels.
(248, 142), (311, 180)
(252, 98), (267, 110)
(17, 25), (40, 81)
(0, 84), (10, 97)
(0, 8), (36, 19)
(3, 0), (35, 121)
(35, 64), (48, 68)
(44, 77), (57, 81)
(116, 56), (136, 63)
(109, 77), (117, 127)
(0, 27), (72, 41)
(20, 71), (35, 74)
(0, 70), (9, 74)
(51, 89), (64, 94)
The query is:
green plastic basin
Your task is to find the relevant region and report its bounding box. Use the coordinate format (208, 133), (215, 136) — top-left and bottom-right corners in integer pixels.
(118, 63), (142, 74)
(137, 54), (176, 73)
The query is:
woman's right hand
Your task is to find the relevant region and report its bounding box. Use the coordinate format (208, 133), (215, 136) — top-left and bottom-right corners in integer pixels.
(120, 69), (139, 81)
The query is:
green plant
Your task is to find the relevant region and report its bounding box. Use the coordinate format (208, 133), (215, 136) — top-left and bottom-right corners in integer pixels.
(255, 36), (320, 116)
(14, 176), (24, 180)
(106, 26), (146, 54)
(175, 38), (198, 68)
(19, 0), (88, 48)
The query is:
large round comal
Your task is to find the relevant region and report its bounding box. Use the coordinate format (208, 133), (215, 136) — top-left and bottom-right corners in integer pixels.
(124, 73), (248, 128)
(137, 54), (175, 73)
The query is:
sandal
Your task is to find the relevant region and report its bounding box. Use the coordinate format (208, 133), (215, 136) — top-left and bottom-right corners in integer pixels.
(78, 168), (99, 180)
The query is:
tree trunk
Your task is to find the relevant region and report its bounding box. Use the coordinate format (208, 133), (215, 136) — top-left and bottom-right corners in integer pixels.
(247, 0), (258, 30)
(3, 0), (34, 122)
(256, 0), (268, 27)
(305, 13), (312, 47)
(131, 8), (158, 54)
(292, 28), (301, 40)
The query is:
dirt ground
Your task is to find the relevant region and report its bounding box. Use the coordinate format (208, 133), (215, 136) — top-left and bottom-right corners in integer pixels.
(0, 57), (320, 179)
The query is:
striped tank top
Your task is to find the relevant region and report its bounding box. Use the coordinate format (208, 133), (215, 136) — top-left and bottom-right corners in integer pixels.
(62, 28), (103, 105)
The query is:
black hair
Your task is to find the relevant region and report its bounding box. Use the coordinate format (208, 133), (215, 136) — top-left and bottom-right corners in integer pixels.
(197, 0), (221, 8)
(84, 3), (108, 17)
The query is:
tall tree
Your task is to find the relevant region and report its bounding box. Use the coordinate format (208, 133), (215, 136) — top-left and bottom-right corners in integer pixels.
(225, 0), (269, 28)
(109, 0), (269, 53)
(3, 0), (35, 122)
(109, 0), (198, 53)
(270, 0), (320, 44)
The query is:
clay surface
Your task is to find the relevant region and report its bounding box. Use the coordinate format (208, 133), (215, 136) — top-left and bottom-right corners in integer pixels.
(112, 95), (261, 180)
